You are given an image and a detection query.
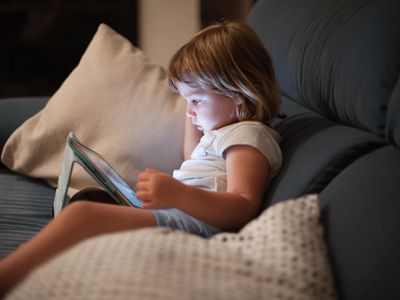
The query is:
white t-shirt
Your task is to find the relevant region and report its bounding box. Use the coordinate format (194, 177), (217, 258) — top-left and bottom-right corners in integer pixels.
(173, 121), (282, 192)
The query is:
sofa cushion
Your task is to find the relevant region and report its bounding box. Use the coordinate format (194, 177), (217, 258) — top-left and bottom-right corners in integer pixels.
(1, 23), (186, 196)
(319, 146), (400, 299)
(6, 194), (336, 300)
(265, 96), (385, 206)
(0, 168), (54, 259)
(249, 0), (400, 138)
(386, 76), (400, 147)
(0, 97), (48, 163)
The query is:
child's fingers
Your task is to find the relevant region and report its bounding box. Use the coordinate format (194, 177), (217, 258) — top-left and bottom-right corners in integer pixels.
(137, 168), (160, 180)
(136, 194), (158, 209)
(135, 181), (148, 191)
(137, 171), (151, 181)
(136, 191), (151, 202)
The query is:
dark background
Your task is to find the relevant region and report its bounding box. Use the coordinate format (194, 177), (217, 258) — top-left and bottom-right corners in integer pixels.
(0, 0), (138, 98)
(0, 0), (253, 98)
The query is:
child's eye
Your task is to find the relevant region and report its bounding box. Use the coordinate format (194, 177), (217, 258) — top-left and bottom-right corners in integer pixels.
(191, 99), (202, 104)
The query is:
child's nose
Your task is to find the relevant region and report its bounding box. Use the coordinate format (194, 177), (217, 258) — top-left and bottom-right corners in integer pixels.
(186, 104), (196, 118)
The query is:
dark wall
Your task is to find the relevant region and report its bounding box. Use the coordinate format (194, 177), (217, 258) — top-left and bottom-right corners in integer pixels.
(0, 0), (137, 98)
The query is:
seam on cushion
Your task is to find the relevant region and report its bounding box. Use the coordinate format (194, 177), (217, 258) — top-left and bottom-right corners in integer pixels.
(385, 74), (400, 146)
(305, 140), (386, 194)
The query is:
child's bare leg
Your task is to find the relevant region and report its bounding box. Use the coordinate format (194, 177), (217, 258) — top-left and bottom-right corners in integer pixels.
(0, 201), (156, 297)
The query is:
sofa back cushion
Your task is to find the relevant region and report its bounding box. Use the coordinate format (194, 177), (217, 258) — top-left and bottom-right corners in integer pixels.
(0, 97), (48, 163)
(249, 1), (400, 297)
(386, 77), (400, 146)
(319, 146), (400, 299)
(265, 96), (385, 206)
(249, 0), (400, 142)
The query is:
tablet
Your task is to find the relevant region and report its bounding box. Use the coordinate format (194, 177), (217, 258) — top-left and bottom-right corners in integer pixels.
(67, 134), (143, 208)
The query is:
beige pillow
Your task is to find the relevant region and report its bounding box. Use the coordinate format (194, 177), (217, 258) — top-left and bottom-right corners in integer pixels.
(6, 194), (337, 300)
(1, 24), (186, 196)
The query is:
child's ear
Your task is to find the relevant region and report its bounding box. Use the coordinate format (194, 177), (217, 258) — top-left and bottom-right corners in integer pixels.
(233, 94), (243, 106)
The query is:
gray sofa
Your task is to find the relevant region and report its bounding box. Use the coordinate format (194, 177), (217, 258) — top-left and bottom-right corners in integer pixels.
(1, 0), (399, 299)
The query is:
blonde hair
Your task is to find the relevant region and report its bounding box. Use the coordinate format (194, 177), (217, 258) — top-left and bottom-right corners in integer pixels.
(168, 21), (280, 123)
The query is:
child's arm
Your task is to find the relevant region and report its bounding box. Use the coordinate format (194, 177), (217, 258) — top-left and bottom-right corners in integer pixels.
(136, 145), (270, 231)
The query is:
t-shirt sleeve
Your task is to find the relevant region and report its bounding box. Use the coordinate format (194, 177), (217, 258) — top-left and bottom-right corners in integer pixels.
(217, 123), (282, 178)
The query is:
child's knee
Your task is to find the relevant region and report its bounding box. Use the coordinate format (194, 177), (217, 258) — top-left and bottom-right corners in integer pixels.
(61, 201), (99, 222)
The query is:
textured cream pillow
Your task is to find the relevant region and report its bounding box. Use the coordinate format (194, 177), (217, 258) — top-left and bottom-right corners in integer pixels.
(1, 24), (186, 195)
(6, 194), (337, 300)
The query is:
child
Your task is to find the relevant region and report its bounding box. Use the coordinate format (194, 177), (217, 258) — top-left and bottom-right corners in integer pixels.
(0, 21), (282, 296)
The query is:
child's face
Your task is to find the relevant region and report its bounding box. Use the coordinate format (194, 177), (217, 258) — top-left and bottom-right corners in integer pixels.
(175, 80), (239, 132)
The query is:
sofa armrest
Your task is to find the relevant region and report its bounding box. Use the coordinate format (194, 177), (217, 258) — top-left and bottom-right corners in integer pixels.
(0, 97), (49, 158)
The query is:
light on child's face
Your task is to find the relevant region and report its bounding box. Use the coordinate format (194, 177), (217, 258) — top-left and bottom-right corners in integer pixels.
(176, 81), (238, 132)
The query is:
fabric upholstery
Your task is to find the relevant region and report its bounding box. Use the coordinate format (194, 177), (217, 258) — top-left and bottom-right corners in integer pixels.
(0, 98), (48, 160)
(249, 0), (400, 138)
(319, 146), (400, 299)
(386, 77), (400, 147)
(265, 96), (385, 206)
(248, 1), (400, 298)
(0, 168), (54, 259)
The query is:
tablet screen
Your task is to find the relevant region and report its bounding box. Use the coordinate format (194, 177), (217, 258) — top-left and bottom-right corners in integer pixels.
(70, 138), (142, 208)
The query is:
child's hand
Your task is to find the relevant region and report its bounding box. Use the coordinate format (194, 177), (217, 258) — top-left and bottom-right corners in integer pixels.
(136, 168), (186, 209)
